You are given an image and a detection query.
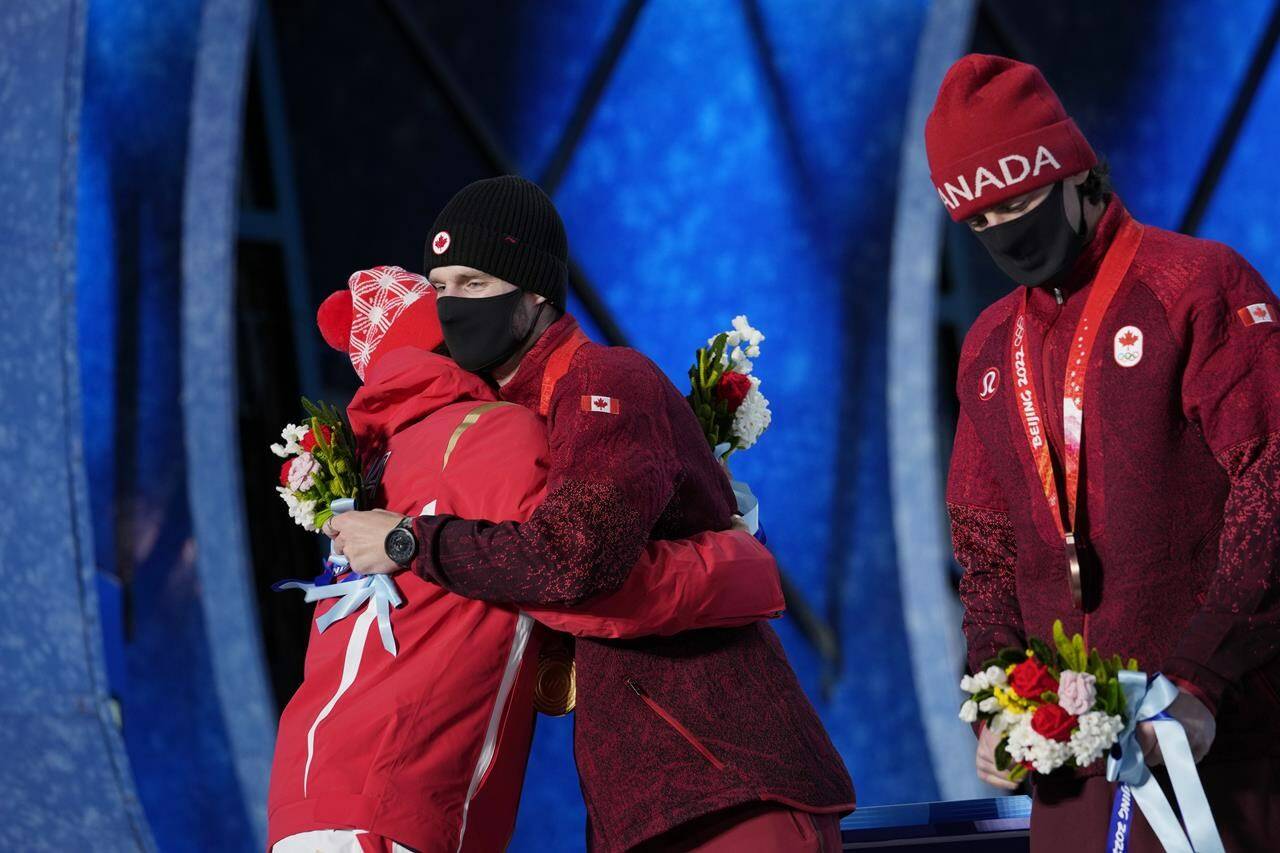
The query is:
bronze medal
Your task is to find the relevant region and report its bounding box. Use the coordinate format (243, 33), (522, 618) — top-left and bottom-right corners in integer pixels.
(1064, 531), (1083, 610)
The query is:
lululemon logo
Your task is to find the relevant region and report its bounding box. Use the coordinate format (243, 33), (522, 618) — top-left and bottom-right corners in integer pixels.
(979, 367), (1000, 401)
(432, 231), (451, 255)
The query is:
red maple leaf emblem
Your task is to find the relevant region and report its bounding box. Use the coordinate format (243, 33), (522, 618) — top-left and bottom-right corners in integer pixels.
(434, 234), (448, 249)
(1118, 330), (1138, 347)
(1254, 305), (1269, 319)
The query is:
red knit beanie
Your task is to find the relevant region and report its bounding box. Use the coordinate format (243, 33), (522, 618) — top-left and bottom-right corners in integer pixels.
(925, 54), (1096, 221)
(316, 265), (442, 381)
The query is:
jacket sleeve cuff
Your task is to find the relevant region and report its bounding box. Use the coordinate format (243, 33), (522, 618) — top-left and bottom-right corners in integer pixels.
(1160, 658), (1225, 716)
(409, 513), (452, 586)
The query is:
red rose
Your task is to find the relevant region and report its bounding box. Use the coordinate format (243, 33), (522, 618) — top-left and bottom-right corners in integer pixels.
(279, 459), (293, 487)
(1030, 703), (1078, 743)
(1008, 656), (1058, 700)
(300, 424), (333, 453)
(715, 371), (753, 412)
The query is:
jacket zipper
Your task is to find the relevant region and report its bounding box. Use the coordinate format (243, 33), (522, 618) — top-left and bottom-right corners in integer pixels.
(625, 677), (727, 770)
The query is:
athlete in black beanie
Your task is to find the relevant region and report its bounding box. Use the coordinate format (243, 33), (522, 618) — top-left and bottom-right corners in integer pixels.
(423, 176), (568, 375)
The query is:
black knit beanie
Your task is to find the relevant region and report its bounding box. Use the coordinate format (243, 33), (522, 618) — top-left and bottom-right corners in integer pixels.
(425, 176), (569, 308)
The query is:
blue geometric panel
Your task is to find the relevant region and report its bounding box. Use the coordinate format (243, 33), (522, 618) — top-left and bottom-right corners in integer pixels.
(411, 0), (630, 178)
(550, 0), (938, 813)
(1200, 37), (1280, 289)
(988, 0), (1276, 230)
(76, 0), (260, 847)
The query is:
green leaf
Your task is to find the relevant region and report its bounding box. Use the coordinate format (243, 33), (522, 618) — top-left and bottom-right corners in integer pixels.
(1028, 637), (1055, 669)
(1127, 658), (1140, 671)
(997, 648), (1025, 667)
(1072, 635), (1087, 672)
(994, 737), (1012, 772)
(1053, 621), (1075, 668)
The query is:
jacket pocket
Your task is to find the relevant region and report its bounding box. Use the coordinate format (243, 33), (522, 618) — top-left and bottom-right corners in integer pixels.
(625, 676), (727, 770)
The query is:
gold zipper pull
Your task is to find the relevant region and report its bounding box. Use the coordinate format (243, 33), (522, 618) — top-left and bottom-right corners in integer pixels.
(625, 677), (645, 697)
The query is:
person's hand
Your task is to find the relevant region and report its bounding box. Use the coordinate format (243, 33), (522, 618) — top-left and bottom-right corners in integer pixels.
(1136, 688), (1216, 766)
(330, 509), (405, 575)
(976, 723), (1019, 790)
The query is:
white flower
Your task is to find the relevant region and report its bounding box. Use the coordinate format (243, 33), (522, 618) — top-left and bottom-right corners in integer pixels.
(989, 710), (1012, 735)
(979, 696), (1001, 714)
(277, 486), (318, 531)
(984, 665), (1008, 687)
(959, 700), (979, 723)
(731, 315), (765, 347)
(731, 376), (771, 450)
(728, 346), (754, 375)
(960, 674), (977, 694)
(270, 442), (289, 458)
(287, 452), (319, 492)
(1005, 714), (1072, 774)
(746, 344), (761, 358)
(279, 423), (307, 455)
(1067, 711), (1124, 768)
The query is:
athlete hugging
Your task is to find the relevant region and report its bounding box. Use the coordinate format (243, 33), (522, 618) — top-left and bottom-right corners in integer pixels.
(267, 177), (854, 853)
(933, 55), (1280, 852)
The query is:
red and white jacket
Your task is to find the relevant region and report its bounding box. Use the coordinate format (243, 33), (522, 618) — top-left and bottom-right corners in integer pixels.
(267, 336), (783, 850)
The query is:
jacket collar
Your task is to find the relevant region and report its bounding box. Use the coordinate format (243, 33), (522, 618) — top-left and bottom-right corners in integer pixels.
(1026, 195), (1132, 316)
(347, 348), (495, 451)
(498, 314), (581, 410)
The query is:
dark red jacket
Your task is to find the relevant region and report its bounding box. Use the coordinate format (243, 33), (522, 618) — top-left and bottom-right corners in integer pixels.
(408, 317), (854, 850)
(948, 198), (1280, 774)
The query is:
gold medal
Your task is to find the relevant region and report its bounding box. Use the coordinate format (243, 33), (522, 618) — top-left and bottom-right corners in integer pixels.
(533, 636), (576, 716)
(1065, 532), (1083, 610)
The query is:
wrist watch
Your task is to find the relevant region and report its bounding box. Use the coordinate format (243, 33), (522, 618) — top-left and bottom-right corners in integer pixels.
(384, 516), (418, 566)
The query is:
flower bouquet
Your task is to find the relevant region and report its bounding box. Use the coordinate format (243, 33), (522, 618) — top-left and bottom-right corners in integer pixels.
(687, 315), (771, 461)
(270, 398), (404, 655)
(686, 316), (771, 536)
(960, 622), (1226, 850)
(959, 620), (1135, 780)
(270, 398), (360, 534)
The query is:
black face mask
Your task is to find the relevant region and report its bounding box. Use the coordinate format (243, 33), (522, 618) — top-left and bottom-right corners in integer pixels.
(437, 290), (544, 374)
(974, 181), (1088, 286)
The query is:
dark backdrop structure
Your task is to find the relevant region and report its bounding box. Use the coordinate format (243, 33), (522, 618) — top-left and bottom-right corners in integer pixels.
(3, 1), (1280, 850)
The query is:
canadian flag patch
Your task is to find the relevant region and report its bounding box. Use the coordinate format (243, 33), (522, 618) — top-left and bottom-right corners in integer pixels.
(1238, 303), (1275, 326)
(582, 395), (620, 415)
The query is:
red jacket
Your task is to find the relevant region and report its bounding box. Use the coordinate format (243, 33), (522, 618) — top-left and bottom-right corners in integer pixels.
(408, 317), (856, 851)
(948, 198), (1280, 773)
(267, 347), (784, 851)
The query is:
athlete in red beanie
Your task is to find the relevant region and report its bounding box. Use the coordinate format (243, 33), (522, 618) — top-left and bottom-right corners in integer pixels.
(931, 55), (1280, 851)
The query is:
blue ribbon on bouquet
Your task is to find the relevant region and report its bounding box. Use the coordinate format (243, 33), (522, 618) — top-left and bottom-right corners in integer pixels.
(714, 444), (761, 541)
(272, 496), (405, 656)
(1104, 671), (1223, 853)
(273, 572), (404, 656)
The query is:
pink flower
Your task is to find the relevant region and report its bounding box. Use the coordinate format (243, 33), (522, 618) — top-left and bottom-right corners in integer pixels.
(1057, 670), (1098, 716)
(287, 452), (319, 492)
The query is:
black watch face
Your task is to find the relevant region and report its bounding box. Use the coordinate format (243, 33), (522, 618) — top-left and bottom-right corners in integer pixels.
(387, 528), (415, 564)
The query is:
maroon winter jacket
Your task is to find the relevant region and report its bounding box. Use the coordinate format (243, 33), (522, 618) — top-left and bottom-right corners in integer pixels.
(948, 197), (1280, 774)
(408, 316), (854, 850)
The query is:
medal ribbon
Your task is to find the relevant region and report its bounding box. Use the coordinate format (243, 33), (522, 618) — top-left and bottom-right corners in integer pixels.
(1010, 219), (1143, 595)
